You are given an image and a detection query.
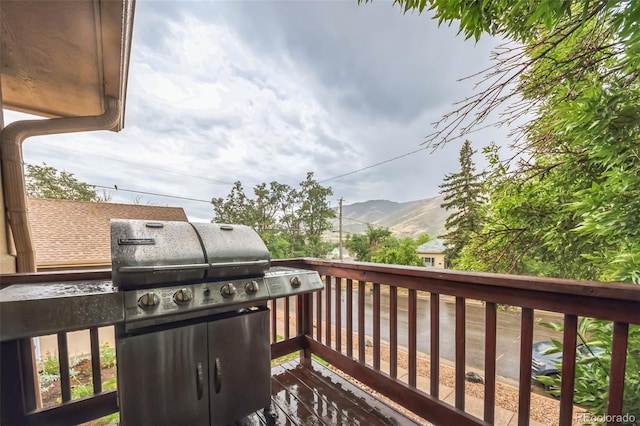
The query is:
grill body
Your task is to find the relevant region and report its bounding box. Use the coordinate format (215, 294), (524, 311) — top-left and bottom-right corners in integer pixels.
(111, 219), (322, 426)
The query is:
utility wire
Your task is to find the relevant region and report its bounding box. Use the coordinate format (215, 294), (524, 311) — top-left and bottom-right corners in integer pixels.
(343, 216), (373, 225)
(319, 146), (430, 183)
(93, 184), (212, 204)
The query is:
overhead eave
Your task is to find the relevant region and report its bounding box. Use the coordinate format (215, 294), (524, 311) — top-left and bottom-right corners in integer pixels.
(0, 0), (135, 130)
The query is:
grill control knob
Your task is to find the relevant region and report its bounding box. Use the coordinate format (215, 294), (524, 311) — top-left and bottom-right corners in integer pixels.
(245, 280), (260, 294)
(220, 283), (236, 298)
(138, 292), (160, 310)
(290, 276), (302, 288)
(173, 288), (193, 305)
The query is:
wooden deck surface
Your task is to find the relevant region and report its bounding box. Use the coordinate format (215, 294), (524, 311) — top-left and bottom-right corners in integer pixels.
(238, 359), (421, 426)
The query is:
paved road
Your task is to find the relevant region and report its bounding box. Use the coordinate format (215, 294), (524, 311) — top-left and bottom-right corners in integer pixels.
(324, 287), (563, 381)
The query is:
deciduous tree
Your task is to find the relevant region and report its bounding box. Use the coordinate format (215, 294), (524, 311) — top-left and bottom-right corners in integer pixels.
(211, 173), (335, 258)
(25, 163), (108, 202)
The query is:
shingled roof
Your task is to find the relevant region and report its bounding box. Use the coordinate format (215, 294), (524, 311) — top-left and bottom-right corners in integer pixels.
(27, 198), (188, 270)
(416, 238), (447, 254)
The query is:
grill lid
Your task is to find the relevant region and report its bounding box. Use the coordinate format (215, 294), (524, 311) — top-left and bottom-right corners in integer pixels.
(111, 219), (270, 289)
(191, 222), (270, 279)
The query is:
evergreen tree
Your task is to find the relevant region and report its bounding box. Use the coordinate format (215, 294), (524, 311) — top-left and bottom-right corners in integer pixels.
(438, 140), (484, 266)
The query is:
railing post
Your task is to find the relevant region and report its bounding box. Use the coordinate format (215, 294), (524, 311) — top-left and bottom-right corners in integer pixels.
(298, 293), (313, 367)
(0, 338), (38, 425)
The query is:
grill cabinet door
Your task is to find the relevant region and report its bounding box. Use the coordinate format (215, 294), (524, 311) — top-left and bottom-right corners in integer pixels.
(208, 309), (271, 425)
(117, 323), (209, 426)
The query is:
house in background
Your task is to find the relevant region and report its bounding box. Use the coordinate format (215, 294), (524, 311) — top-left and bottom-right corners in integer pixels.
(416, 238), (447, 268)
(26, 197), (189, 358)
(327, 247), (351, 261)
(27, 198), (187, 271)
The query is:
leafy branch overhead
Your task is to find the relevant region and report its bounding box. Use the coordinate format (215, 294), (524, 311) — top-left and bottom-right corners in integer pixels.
(391, 0), (640, 282)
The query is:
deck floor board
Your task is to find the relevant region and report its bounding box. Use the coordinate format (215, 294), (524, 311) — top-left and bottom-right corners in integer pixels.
(237, 359), (421, 426)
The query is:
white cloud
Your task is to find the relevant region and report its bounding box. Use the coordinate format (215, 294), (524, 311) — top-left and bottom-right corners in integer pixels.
(6, 1), (511, 221)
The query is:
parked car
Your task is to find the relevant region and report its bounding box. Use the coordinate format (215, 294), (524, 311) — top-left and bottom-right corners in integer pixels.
(531, 341), (605, 388)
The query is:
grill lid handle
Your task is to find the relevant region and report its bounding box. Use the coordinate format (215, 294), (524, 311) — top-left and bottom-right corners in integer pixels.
(208, 260), (269, 269)
(117, 263), (209, 273)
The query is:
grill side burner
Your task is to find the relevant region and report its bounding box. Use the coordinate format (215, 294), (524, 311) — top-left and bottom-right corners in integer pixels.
(111, 219), (323, 426)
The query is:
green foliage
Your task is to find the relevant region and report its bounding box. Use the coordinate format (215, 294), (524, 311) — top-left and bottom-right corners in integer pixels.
(40, 352), (60, 375)
(345, 225), (392, 262)
(370, 237), (424, 267)
(379, 0), (640, 420)
(94, 412), (120, 426)
(211, 172), (335, 258)
(538, 319), (640, 422)
(25, 163), (108, 202)
(38, 342), (119, 402)
(386, 0), (640, 69)
(100, 342), (116, 369)
(70, 381), (94, 400)
(345, 226), (425, 266)
(457, 143), (599, 279)
(416, 234), (432, 245)
(437, 1), (640, 283)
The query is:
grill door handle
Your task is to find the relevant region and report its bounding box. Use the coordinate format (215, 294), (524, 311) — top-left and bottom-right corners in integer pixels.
(196, 362), (204, 400)
(214, 357), (222, 394)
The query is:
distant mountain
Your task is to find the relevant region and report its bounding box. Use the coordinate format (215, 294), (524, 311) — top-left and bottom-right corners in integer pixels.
(326, 195), (449, 241)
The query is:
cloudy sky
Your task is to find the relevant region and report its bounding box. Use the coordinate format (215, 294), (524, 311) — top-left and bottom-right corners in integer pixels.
(6, 0), (509, 222)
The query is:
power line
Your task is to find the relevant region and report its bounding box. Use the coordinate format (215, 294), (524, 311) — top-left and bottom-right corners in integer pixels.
(319, 146), (430, 183)
(93, 184), (212, 204)
(343, 216), (373, 225)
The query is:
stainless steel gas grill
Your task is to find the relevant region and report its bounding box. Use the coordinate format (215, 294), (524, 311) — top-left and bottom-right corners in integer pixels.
(111, 219), (323, 426)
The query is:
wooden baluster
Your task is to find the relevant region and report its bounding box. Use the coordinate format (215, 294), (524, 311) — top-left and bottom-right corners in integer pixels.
(316, 286), (322, 342)
(373, 283), (381, 370)
(358, 280), (366, 363)
(390, 285), (398, 379)
(607, 322), (629, 426)
(271, 299), (277, 343)
(484, 302), (497, 423)
(89, 328), (102, 394)
(455, 297), (466, 410)
(298, 294), (313, 366)
(408, 289), (417, 387)
(430, 293), (440, 398)
(518, 308), (534, 426)
(57, 332), (72, 402)
(326, 275), (332, 347)
(336, 277), (342, 353)
(346, 279), (353, 358)
(559, 315), (577, 426)
(284, 296), (290, 340)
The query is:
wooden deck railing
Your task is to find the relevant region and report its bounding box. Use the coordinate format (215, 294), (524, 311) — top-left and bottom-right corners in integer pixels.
(1, 260), (639, 426)
(271, 259), (640, 426)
